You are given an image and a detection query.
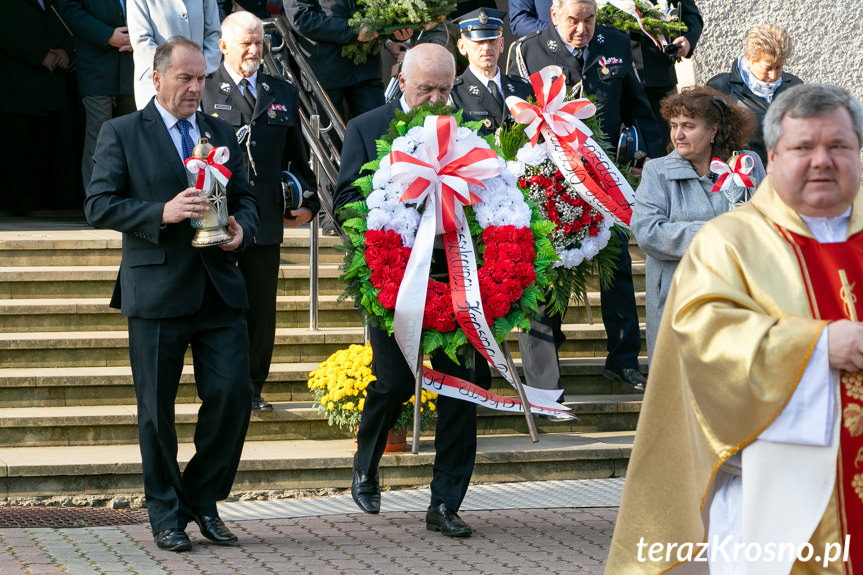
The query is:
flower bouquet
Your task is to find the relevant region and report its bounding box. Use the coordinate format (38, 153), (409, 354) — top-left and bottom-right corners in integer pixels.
(501, 66), (632, 316)
(341, 0), (456, 64)
(339, 101), (555, 365)
(307, 343), (437, 433)
(596, 0), (687, 47)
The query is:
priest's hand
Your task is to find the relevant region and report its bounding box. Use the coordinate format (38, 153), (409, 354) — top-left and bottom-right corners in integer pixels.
(827, 320), (863, 372)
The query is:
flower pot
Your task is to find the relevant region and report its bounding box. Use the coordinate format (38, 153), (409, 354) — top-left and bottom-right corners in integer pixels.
(384, 428), (408, 452)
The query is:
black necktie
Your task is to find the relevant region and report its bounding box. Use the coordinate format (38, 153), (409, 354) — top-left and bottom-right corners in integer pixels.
(489, 81), (505, 112)
(575, 48), (585, 72)
(239, 78), (256, 113)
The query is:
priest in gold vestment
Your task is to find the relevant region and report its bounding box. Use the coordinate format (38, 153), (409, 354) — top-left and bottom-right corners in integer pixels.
(606, 84), (863, 575)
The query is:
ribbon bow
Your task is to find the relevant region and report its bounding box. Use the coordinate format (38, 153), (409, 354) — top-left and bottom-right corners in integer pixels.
(388, 115), (500, 233)
(710, 153), (755, 193)
(184, 146), (232, 190)
(505, 66), (595, 151)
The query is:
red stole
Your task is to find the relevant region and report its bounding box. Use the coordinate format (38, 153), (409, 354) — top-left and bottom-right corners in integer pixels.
(778, 224), (863, 574)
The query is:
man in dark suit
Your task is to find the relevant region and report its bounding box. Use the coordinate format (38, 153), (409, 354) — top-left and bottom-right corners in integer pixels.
(631, 0), (703, 149)
(284, 0), (383, 121)
(450, 8), (533, 136)
(0, 0), (73, 215)
(60, 0), (136, 187)
(201, 12), (320, 412)
(85, 36), (258, 553)
(508, 0), (662, 391)
(335, 43), (491, 538)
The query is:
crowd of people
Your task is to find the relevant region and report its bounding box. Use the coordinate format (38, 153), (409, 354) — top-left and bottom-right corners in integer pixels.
(12, 0), (862, 570)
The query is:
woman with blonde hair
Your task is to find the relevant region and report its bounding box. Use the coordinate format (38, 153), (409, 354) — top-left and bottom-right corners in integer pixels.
(708, 23), (803, 164)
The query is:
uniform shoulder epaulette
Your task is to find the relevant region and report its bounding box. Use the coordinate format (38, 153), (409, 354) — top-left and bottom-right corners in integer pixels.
(506, 74), (530, 85)
(453, 76), (465, 86)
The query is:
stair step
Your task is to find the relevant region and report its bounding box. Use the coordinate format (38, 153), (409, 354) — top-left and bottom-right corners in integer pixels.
(0, 228), (345, 266)
(0, 357), (646, 408)
(0, 431), (634, 498)
(0, 324), (647, 368)
(0, 264), (349, 298)
(0, 394), (640, 448)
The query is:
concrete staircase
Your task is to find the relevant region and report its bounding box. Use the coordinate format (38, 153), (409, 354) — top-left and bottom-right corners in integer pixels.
(0, 225), (644, 502)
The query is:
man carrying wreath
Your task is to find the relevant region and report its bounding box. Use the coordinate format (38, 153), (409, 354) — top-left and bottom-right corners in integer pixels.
(333, 42), (492, 538)
(508, 0), (664, 391)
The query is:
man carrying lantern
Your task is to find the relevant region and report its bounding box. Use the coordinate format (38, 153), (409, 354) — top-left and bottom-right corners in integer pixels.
(85, 36), (258, 552)
(334, 42), (493, 538)
(508, 0), (664, 391)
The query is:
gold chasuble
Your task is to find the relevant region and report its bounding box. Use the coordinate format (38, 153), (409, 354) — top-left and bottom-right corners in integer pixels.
(606, 177), (863, 575)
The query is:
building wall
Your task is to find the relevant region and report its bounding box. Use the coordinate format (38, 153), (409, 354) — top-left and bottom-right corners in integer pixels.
(689, 1), (863, 101)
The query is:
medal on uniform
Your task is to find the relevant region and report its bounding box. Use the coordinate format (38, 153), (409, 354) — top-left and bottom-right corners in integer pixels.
(267, 108), (276, 118)
(599, 57), (610, 75)
(483, 118), (492, 129)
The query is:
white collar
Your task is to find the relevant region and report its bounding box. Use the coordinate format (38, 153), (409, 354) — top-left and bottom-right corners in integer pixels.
(399, 96), (410, 113)
(799, 206), (852, 244)
(469, 65), (502, 93)
(154, 98), (198, 133)
(226, 67), (258, 93)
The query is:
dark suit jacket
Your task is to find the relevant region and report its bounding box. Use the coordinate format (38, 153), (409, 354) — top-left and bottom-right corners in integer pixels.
(631, 0), (703, 88)
(84, 99), (259, 319)
(59, 0), (133, 96)
(333, 99), (400, 217)
(451, 68), (533, 136)
(508, 24), (664, 157)
(201, 65), (319, 245)
(0, 0), (73, 114)
(281, 0), (380, 90)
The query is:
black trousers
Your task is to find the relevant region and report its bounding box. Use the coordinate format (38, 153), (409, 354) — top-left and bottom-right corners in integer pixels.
(357, 323), (492, 512)
(128, 291), (252, 533)
(521, 228), (641, 391)
(324, 77), (384, 123)
(645, 84), (677, 152)
(238, 242), (280, 398)
(600, 229), (642, 370)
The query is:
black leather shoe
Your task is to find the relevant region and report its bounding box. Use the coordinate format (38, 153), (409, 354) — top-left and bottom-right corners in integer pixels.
(191, 514), (238, 545)
(350, 454), (381, 514)
(602, 367), (646, 391)
(426, 504), (472, 537)
(251, 396), (273, 411)
(154, 528), (192, 552)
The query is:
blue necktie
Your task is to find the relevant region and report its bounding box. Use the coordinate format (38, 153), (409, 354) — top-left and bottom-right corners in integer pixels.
(176, 119), (195, 160)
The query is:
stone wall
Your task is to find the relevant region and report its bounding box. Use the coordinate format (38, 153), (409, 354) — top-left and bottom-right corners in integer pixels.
(689, 1), (863, 101)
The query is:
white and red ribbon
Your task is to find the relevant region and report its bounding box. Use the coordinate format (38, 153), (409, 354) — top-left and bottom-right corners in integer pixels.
(710, 153), (756, 193)
(421, 367), (577, 419)
(505, 65), (636, 226)
(184, 146), (232, 190)
(388, 115), (572, 417)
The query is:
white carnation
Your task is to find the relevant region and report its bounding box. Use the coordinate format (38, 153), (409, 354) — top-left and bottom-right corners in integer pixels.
(516, 142), (549, 166)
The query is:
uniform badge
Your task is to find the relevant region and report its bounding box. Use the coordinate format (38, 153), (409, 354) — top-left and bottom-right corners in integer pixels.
(506, 83), (514, 93)
(478, 9), (488, 24)
(204, 132), (212, 140)
(267, 109), (276, 118)
(211, 112), (219, 117)
(214, 104), (232, 110)
(219, 82), (231, 94)
(547, 39), (558, 53)
(262, 82), (270, 92)
(596, 33), (605, 44)
(468, 85), (480, 96)
(483, 118), (492, 129)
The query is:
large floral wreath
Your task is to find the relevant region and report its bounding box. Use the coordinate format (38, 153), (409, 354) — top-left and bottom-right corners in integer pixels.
(340, 102), (555, 363)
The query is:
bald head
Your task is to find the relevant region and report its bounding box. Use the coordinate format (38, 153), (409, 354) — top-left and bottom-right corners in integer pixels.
(398, 43), (456, 108)
(219, 11), (264, 78)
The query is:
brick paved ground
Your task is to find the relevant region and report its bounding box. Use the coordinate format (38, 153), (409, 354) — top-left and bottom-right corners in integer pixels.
(0, 507), (617, 574)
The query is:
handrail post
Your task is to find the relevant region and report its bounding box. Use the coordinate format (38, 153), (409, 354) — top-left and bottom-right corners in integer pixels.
(309, 114), (321, 331)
